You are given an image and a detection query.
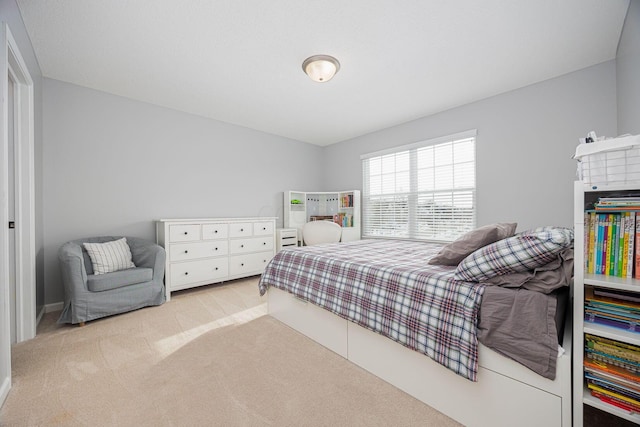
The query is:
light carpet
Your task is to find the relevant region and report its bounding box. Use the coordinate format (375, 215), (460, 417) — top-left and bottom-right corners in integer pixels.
(1, 277), (461, 426)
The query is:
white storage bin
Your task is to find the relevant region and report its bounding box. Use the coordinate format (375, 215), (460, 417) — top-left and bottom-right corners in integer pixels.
(574, 134), (640, 185)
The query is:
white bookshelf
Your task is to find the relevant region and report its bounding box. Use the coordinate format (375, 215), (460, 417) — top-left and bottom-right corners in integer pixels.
(573, 181), (640, 426)
(283, 190), (361, 244)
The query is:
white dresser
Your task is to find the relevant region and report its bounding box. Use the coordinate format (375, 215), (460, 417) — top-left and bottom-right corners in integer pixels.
(156, 217), (276, 300)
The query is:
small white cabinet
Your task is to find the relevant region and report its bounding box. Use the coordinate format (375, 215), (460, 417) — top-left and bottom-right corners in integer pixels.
(277, 228), (298, 252)
(157, 217), (276, 300)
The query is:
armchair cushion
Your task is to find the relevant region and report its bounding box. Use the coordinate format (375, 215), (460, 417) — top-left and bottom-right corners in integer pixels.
(87, 267), (153, 292)
(83, 237), (135, 275)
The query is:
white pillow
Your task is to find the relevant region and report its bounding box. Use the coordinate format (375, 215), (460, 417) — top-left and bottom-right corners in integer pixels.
(83, 238), (136, 275)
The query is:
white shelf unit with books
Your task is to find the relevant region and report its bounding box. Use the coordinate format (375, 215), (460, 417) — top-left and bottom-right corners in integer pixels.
(283, 190), (361, 244)
(573, 181), (640, 426)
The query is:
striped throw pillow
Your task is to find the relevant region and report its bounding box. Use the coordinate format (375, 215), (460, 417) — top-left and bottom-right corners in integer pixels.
(453, 227), (574, 282)
(83, 238), (136, 275)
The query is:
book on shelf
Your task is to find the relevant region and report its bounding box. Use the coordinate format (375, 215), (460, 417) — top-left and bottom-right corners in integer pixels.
(636, 213), (640, 280)
(595, 197), (640, 211)
(625, 212), (635, 277)
(585, 334), (640, 366)
(606, 214), (613, 276)
(588, 384), (640, 411)
(586, 372), (640, 400)
(584, 358), (640, 385)
(585, 287), (640, 332)
(593, 287), (640, 303)
(589, 212), (597, 274)
(591, 389), (640, 413)
(340, 194), (353, 208)
(585, 314), (640, 332)
(584, 210), (639, 279)
(599, 197), (640, 204)
(332, 213), (353, 227)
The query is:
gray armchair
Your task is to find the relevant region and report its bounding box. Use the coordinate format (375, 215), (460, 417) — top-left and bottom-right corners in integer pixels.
(57, 236), (166, 325)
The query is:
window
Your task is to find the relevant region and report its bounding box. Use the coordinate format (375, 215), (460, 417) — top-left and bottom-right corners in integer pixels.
(361, 130), (476, 241)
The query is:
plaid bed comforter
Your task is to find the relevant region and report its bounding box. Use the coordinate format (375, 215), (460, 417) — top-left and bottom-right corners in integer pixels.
(258, 239), (486, 381)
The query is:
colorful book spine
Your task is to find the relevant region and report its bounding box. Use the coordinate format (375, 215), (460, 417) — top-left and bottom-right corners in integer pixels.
(591, 390), (640, 413)
(584, 212), (590, 272)
(620, 212), (631, 277)
(605, 214), (613, 276)
(584, 359), (640, 384)
(636, 211), (640, 280)
(617, 214), (625, 277)
(588, 383), (640, 408)
(586, 211), (640, 278)
(611, 214), (619, 276)
(628, 212), (636, 278)
(596, 214), (605, 275)
(589, 212), (597, 275)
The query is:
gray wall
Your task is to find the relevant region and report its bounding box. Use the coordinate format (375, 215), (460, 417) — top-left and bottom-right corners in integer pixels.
(41, 6), (638, 306)
(0, 0), (44, 313)
(617, 0), (640, 135)
(323, 61), (618, 232)
(43, 79), (323, 304)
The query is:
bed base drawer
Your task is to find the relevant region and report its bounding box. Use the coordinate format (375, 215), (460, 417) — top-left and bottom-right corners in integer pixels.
(348, 323), (563, 427)
(267, 287), (571, 427)
(268, 289), (347, 358)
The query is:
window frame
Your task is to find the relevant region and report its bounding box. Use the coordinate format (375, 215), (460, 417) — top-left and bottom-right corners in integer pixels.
(360, 130), (477, 242)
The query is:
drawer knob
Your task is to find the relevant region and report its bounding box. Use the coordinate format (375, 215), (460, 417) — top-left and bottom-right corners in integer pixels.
(214, 230), (218, 234)
(240, 228), (244, 232)
(184, 232), (188, 235)
(184, 250), (188, 254)
(215, 247), (218, 251)
(240, 244), (244, 248)
(263, 227), (266, 230)
(184, 272), (189, 275)
(263, 242), (266, 245)
(241, 263), (244, 266)
(215, 267), (218, 271)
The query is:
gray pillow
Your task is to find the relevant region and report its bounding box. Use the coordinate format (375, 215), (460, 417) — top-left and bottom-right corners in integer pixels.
(428, 223), (517, 266)
(454, 227), (574, 282)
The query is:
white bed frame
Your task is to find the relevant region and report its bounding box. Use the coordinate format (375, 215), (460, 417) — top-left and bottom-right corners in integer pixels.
(268, 287), (572, 427)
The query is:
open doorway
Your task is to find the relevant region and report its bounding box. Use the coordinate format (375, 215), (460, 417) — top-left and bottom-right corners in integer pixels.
(0, 23), (36, 407)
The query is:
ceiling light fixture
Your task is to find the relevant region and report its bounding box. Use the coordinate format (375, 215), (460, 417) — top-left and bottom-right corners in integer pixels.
(302, 55), (340, 83)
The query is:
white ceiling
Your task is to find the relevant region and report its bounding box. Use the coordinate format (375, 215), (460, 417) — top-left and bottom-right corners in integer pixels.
(17, 0), (630, 146)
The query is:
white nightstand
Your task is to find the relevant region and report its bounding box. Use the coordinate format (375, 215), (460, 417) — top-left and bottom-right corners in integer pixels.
(276, 228), (298, 252)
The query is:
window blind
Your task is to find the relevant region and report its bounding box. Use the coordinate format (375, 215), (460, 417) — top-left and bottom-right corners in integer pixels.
(362, 131), (476, 241)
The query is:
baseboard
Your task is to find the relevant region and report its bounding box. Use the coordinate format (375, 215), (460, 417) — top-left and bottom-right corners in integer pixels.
(44, 301), (64, 313)
(0, 376), (10, 409)
(36, 306), (45, 326)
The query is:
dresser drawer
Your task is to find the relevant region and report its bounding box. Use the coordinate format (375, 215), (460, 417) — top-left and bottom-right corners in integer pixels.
(229, 237), (274, 254)
(229, 222), (253, 238)
(169, 241), (229, 262)
(254, 221), (274, 236)
(170, 258), (228, 288)
(229, 251), (273, 276)
(279, 236), (297, 251)
(202, 223), (228, 240)
(278, 228), (297, 239)
(169, 224), (201, 242)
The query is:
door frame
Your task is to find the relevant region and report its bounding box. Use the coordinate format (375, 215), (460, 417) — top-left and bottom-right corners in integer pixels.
(0, 22), (35, 406)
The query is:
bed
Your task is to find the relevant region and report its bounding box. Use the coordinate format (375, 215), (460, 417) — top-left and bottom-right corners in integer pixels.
(258, 227), (573, 427)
